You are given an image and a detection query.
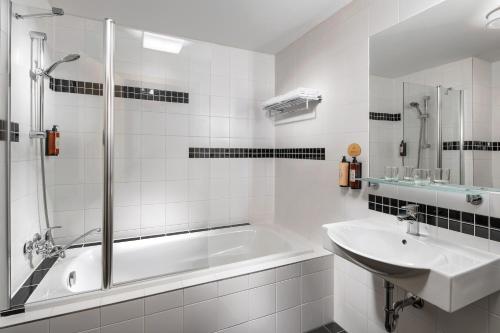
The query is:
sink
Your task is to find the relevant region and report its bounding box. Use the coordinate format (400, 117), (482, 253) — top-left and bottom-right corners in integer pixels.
(327, 224), (447, 276)
(323, 217), (500, 312)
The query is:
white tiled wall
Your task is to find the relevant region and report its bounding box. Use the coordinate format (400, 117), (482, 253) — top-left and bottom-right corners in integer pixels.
(9, 2), (52, 295)
(0, 257), (334, 333)
(9, 2), (275, 294)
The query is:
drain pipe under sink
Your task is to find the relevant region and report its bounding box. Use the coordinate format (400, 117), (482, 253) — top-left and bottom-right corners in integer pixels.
(384, 280), (424, 332)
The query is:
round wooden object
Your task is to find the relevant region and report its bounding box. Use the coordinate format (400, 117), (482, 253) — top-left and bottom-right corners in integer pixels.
(347, 143), (361, 157)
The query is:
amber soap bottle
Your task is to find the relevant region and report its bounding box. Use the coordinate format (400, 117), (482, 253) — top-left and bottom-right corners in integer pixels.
(349, 157), (362, 189)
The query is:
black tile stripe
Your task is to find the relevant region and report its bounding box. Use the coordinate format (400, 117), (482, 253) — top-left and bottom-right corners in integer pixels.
(49, 77), (189, 104)
(443, 141), (500, 151)
(189, 147), (326, 160)
(0, 120), (20, 142)
(369, 112), (401, 121)
(5, 222), (252, 309)
(368, 195), (500, 242)
(9, 257), (58, 308)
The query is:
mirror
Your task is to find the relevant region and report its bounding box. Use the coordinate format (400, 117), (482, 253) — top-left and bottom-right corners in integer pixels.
(369, 0), (500, 189)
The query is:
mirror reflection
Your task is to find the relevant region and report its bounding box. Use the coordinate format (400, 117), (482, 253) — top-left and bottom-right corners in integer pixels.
(369, 0), (500, 189)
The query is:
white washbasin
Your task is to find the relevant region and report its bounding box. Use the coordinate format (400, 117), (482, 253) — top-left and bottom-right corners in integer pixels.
(323, 217), (500, 312)
(328, 224), (447, 276)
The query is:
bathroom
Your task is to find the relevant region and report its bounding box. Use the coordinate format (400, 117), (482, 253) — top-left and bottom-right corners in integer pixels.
(1, 0), (500, 332)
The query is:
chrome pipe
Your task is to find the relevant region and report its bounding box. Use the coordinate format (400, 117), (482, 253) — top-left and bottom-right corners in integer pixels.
(102, 18), (115, 290)
(436, 86), (442, 168)
(1, 0), (13, 312)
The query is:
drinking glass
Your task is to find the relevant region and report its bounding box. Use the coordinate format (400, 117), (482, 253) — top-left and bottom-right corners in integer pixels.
(413, 168), (431, 185)
(402, 166), (415, 181)
(432, 168), (451, 184)
(384, 166), (399, 181)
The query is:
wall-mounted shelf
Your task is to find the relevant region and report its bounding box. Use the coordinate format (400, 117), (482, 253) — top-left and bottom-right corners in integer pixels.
(359, 177), (489, 196)
(263, 88), (321, 124)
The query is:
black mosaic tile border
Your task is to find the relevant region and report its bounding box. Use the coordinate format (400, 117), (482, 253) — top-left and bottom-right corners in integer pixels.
(3, 223), (252, 310)
(9, 257), (58, 309)
(49, 77), (189, 104)
(369, 112), (401, 121)
(368, 194), (500, 241)
(68, 222), (252, 250)
(189, 147), (326, 160)
(0, 120), (19, 142)
(443, 141), (500, 151)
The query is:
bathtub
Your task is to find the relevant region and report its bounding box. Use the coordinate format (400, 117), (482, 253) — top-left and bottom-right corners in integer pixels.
(28, 224), (312, 303)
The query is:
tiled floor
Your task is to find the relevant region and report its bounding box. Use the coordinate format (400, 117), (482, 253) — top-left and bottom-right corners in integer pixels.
(307, 322), (346, 333)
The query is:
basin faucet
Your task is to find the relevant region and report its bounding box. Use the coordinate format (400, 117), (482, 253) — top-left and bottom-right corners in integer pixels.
(397, 204), (420, 236)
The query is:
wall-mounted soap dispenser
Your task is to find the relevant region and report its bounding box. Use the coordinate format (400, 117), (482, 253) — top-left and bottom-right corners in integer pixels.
(45, 125), (60, 156)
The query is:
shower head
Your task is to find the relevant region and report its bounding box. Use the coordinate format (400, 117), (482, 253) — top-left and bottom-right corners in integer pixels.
(15, 7), (64, 20)
(43, 54), (80, 76)
(409, 102), (423, 116)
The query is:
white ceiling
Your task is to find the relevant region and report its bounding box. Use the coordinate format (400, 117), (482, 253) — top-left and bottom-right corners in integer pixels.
(49, 0), (351, 54)
(370, 0), (500, 78)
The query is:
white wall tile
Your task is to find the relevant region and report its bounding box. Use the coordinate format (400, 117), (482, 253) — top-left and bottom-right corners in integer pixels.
(101, 299), (144, 326)
(248, 314), (276, 333)
(276, 307), (301, 333)
(101, 318), (144, 333)
(144, 307), (182, 333)
(248, 269), (276, 288)
(184, 282), (218, 305)
(218, 275), (249, 296)
(145, 290), (183, 315)
(183, 299), (218, 333)
(217, 291), (249, 330)
(49, 309), (100, 333)
(276, 264), (301, 282)
(276, 277), (300, 312)
(249, 284), (276, 320)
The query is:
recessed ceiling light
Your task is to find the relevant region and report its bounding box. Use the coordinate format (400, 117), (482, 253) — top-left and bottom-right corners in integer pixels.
(143, 32), (185, 54)
(486, 6), (500, 29)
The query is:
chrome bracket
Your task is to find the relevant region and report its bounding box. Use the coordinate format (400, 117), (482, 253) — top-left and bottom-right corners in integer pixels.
(466, 194), (482, 206)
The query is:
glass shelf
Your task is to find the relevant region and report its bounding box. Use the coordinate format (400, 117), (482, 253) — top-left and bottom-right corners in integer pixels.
(359, 177), (493, 195)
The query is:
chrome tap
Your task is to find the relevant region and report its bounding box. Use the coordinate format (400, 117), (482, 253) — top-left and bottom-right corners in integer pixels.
(397, 204), (420, 236)
(24, 227), (101, 259)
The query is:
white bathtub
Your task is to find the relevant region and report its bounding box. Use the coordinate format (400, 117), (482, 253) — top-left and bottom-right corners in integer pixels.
(28, 224), (312, 303)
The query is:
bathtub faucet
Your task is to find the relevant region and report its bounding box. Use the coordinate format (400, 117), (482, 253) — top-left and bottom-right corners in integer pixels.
(46, 228), (102, 259)
(24, 227), (102, 259)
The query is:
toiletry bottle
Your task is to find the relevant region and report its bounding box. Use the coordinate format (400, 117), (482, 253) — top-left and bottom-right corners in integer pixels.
(399, 140), (406, 157)
(339, 156), (350, 187)
(45, 125), (60, 156)
(349, 157), (362, 189)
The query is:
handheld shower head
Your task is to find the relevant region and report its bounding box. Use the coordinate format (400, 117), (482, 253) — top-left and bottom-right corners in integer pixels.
(43, 54), (80, 76)
(409, 102), (423, 116)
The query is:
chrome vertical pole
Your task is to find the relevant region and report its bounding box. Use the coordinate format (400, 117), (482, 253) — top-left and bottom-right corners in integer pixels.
(459, 90), (464, 185)
(436, 86), (442, 168)
(102, 18), (115, 290)
(0, 0), (12, 312)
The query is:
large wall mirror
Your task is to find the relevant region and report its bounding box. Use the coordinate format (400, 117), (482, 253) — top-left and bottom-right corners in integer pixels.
(369, 0), (500, 190)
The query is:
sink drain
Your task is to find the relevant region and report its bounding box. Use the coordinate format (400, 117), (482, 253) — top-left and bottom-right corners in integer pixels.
(402, 239), (407, 245)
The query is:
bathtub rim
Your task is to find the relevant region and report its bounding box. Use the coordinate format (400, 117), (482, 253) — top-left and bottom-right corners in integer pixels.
(0, 224), (330, 328)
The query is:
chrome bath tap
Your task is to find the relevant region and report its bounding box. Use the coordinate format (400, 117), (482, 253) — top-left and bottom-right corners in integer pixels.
(24, 227), (101, 259)
(397, 204), (420, 236)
